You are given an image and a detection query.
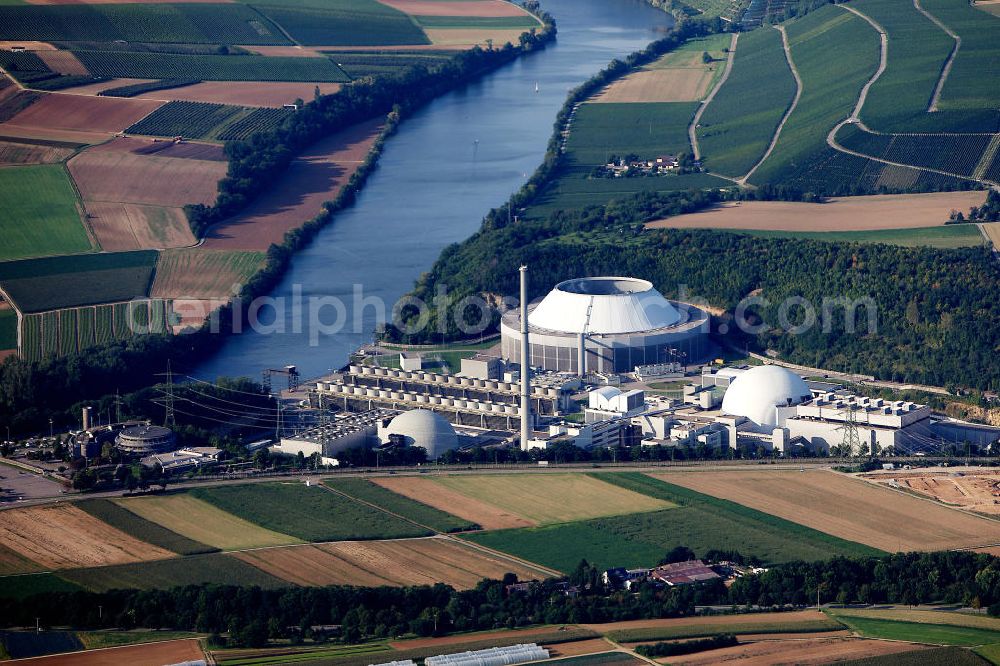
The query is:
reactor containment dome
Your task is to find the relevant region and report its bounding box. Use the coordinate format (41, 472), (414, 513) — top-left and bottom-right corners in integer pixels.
(379, 409), (459, 459)
(501, 277), (709, 374)
(721, 365), (812, 428)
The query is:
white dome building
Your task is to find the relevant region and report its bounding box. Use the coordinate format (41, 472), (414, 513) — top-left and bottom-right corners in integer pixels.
(378, 409), (459, 459)
(500, 277), (709, 374)
(721, 365), (812, 428)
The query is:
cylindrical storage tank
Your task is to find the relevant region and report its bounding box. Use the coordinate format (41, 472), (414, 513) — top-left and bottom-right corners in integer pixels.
(390, 391), (403, 399)
(441, 398), (454, 407)
(454, 399), (467, 408)
(429, 396), (442, 404)
(378, 389), (391, 398)
(500, 382), (511, 391)
(315, 382), (325, 390)
(445, 376), (458, 385)
(503, 405), (515, 414)
(460, 378), (472, 386)
(477, 402), (489, 412)
(512, 406), (521, 415)
(416, 372), (427, 381)
(360, 365), (373, 375)
(351, 386), (364, 395)
(403, 393), (416, 402)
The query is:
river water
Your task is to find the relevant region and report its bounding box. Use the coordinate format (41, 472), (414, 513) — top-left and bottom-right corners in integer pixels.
(194, 0), (673, 382)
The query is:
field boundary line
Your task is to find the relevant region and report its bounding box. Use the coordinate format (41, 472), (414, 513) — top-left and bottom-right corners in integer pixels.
(973, 134), (1000, 180)
(689, 32), (738, 162)
(738, 25), (801, 186)
(319, 481), (441, 533)
(839, 4), (887, 123)
(913, 0), (960, 112)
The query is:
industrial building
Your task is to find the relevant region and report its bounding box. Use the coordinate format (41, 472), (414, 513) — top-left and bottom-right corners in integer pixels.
(273, 408), (396, 460)
(115, 424), (177, 455)
(500, 276), (709, 374)
(377, 409), (459, 459)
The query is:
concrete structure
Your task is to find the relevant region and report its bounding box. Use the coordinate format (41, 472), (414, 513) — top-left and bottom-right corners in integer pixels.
(721, 365), (812, 428)
(399, 353), (423, 372)
(141, 447), (221, 473)
(378, 409), (459, 459)
(501, 277), (709, 374)
(274, 408), (393, 458)
(115, 425), (176, 455)
(519, 265), (533, 451)
(460, 354), (501, 380)
(586, 386), (646, 423)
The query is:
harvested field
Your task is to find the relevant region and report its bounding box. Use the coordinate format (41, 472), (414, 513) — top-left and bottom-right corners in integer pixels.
(202, 118), (381, 249)
(372, 476), (534, 530)
(235, 536), (548, 589)
(653, 470), (1000, 551)
(150, 248), (265, 299)
(115, 493), (299, 551)
(662, 637), (924, 665)
(168, 298), (221, 333)
(427, 473), (673, 525)
(0, 125), (108, 144)
(35, 50), (88, 76)
(424, 28), (529, 48)
(134, 81), (342, 108)
(4, 94), (163, 134)
(583, 610), (833, 635)
(590, 67), (716, 103)
(0, 504), (174, 570)
(983, 222), (1000, 249)
(84, 202), (194, 251)
(379, 0), (531, 16)
(0, 41), (57, 51)
(547, 639), (615, 657)
(0, 138), (76, 164)
(68, 138), (226, 207)
(7, 638), (207, 666)
(830, 608), (1000, 632)
(59, 78), (155, 96)
(239, 45), (325, 57)
(646, 192), (988, 232)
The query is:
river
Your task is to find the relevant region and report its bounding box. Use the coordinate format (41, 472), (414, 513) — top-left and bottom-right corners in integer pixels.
(194, 0), (674, 382)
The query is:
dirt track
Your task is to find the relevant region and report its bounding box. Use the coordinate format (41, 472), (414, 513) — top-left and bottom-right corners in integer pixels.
(646, 191), (986, 232)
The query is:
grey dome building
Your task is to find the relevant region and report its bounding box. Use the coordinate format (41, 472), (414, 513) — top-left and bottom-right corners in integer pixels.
(378, 409), (459, 459)
(115, 425), (176, 455)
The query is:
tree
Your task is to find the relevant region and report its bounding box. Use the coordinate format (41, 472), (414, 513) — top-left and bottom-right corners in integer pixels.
(701, 51), (712, 63)
(661, 546), (696, 564)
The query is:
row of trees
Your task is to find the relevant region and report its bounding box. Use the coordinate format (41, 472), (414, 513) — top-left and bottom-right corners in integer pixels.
(5, 551), (1000, 642)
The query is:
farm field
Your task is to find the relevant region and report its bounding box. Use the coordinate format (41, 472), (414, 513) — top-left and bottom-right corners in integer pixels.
(132, 81), (342, 107)
(836, 124), (995, 178)
(729, 224), (984, 249)
(591, 34), (731, 104)
(0, 503), (174, 572)
(584, 610), (842, 641)
(126, 101), (292, 141)
(830, 608), (1000, 633)
(0, 164), (91, 261)
(423, 27), (529, 48)
(59, 552), (288, 592)
(654, 470), (1000, 551)
(835, 616), (1000, 647)
(982, 222), (1000, 249)
(325, 478), (477, 532)
(255, 0), (430, 47)
(664, 636), (925, 665)
(68, 137), (226, 207)
(921, 0), (1000, 113)
(463, 473), (879, 572)
(378, 0), (530, 17)
(645, 192), (988, 232)
(0, 637), (205, 666)
(116, 493), (299, 551)
(190, 482), (432, 542)
(2, 93), (164, 135)
(0, 137), (77, 164)
(83, 203), (195, 252)
(151, 248), (265, 299)
(0, 573), (81, 601)
(696, 26), (796, 177)
(860, 469), (1000, 514)
(203, 118), (382, 250)
(72, 50), (349, 82)
(0, 250), (157, 313)
(565, 102), (697, 167)
(373, 476), (535, 530)
(750, 6), (881, 189)
(235, 536), (548, 589)
(424, 473), (673, 525)
(76, 498), (217, 556)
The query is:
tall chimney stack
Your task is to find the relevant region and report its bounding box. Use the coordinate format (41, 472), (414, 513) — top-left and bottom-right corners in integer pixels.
(82, 406), (91, 431)
(519, 266), (533, 451)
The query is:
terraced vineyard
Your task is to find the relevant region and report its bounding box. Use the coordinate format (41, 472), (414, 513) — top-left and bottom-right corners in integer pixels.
(73, 50), (349, 82)
(126, 101), (291, 141)
(836, 125), (996, 178)
(255, 0), (431, 46)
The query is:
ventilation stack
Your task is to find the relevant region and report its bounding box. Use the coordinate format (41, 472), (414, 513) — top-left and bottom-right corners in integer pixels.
(519, 265), (533, 451)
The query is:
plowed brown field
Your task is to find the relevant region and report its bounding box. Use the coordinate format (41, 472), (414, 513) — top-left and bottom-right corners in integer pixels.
(135, 81), (342, 107)
(9, 638), (207, 666)
(0, 504), (174, 570)
(0, 139), (76, 164)
(646, 192), (988, 232)
(236, 536), (546, 589)
(379, 0), (530, 16)
(372, 476), (536, 530)
(68, 138), (225, 207)
(654, 470), (1000, 551)
(4, 94), (162, 134)
(663, 637), (923, 665)
(85, 202), (194, 251)
(59, 78), (156, 96)
(202, 118), (381, 249)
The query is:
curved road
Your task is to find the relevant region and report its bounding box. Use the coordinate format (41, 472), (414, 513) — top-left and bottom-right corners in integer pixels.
(738, 25), (802, 186)
(913, 0), (961, 112)
(688, 32), (739, 162)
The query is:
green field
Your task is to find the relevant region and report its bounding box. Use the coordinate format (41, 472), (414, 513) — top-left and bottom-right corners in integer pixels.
(751, 7), (881, 188)
(191, 483), (432, 542)
(256, 0), (430, 46)
(77, 631), (202, 650)
(0, 165), (91, 262)
(126, 101), (292, 141)
(837, 617), (1000, 646)
(215, 642), (393, 666)
(605, 618), (844, 642)
(76, 499), (218, 556)
(0, 573), (81, 600)
(922, 0), (1000, 113)
(567, 102), (698, 167)
(731, 224), (985, 248)
(0, 4), (289, 44)
(697, 26), (796, 177)
(325, 478), (477, 533)
(0, 250), (157, 313)
(59, 552), (288, 592)
(73, 50), (349, 82)
(843, 647), (992, 666)
(466, 473), (882, 572)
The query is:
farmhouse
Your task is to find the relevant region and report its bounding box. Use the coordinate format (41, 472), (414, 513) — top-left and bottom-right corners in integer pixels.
(602, 560), (722, 590)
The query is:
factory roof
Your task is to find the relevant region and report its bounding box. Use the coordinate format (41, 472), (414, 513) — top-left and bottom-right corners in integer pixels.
(527, 277), (682, 335)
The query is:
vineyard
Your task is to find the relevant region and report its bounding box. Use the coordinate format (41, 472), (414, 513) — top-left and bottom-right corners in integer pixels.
(72, 50), (349, 82)
(99, 79), (201, 99)
(330, 51), (453, 79)
(255, 1), (430, 47)
(126, 101), (292, 141)
(0, 5), (289, 45)
(413, 16), (540, 29)
(18, 300), (171, 360)
(836, 125), (995, 179)
(0, 50), (100, 91)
